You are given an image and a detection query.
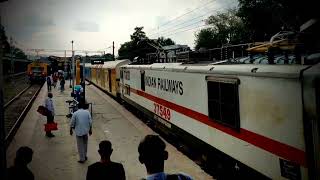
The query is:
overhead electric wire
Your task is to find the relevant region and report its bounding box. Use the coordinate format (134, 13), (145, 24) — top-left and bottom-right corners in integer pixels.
(149, 0), (235, 38)
(148, 0), (216, 33)
(152, 19), (206, 38)
(165, 24), (210, 37)
(148, 11), (211, 37)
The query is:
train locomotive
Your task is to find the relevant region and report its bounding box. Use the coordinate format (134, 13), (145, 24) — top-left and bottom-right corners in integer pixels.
(27, 61), (49, 83)
(82, 50), (320, 179)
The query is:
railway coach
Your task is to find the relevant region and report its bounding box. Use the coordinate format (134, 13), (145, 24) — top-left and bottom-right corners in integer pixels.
(119, 59), (320, 179)
(84, 59), (130, 98)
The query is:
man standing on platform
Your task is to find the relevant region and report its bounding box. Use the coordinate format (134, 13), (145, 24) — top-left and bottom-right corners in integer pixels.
(60, 76), (65, 92)
(46, 75), (52, 92)
(70, 103), (92, 163)
(138, 135), (193, 180)
(86, 140), (126, 180)
(44, 92), (55, 137)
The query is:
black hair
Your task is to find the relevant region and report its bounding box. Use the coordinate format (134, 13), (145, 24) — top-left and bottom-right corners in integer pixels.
(138, 135), (166, 158)
(78, 103), (84, 109)
(99, 140), (113, 156)
(48, 92), (53, 98)
(15, 146), (33, 165)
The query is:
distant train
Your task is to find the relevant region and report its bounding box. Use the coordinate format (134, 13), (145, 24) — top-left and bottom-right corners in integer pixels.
(27, 61), (49, 83)
(81, 51), (320, 179)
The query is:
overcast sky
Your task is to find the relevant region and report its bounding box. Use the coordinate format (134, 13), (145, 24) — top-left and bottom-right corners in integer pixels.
(0, 0), (237, 56)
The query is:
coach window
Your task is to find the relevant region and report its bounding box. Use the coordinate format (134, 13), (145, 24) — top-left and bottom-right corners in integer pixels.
(207, 77), (240, 130)
(141, 70), (145, 91)
(120, 69), (123, 79)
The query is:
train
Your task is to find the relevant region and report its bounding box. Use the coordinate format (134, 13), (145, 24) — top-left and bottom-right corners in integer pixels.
(27, 61), (49, 83)
(81, 49), (320, 179)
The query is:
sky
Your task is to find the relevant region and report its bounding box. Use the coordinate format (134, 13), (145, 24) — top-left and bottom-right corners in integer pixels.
(0, 0), (237, 56)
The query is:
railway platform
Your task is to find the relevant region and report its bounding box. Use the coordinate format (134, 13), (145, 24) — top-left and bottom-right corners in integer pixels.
(6, 82), (212, 180)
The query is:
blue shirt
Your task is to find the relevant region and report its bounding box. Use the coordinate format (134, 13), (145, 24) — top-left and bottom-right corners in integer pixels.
(70, 109), (92, 136)
(146, 172), (193, 180)
(44, 97), (55, 116)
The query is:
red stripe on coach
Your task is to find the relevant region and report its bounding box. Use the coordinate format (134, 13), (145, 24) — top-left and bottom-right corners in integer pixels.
(130, 88), (307, 167)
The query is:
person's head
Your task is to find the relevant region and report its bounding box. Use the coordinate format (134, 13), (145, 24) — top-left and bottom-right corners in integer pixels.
(84, 103), (89, 109)
(98, 140), (113, 160)
(48, 92), (53, 98)
(138, 135), (168, 174)
(78, 102), (84, 109)
(14, 146), (33, 166)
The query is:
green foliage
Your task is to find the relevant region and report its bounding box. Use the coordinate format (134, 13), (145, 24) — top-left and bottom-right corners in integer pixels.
(119, 27), (148, 60)
(237, 0), (319, 41)
(130, 26), (147, 44)
(1, 25), (27, 58)
(195, 9), (248, 50)
(104, 53), (114, 61)
(0, 25), (10, 53)
(156, 37), (175, 46)
(118, 41), (136, 60)
(195, 0), (319, 49)
(13, 47), (27, 59)
(118, 27), (175, 60)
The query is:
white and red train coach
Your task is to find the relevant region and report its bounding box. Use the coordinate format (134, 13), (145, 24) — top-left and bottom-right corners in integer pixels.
(119, 62), (320, 179)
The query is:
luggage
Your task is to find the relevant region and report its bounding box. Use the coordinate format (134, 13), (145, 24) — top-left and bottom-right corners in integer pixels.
(44, 122), (58, 132)
(37, 105), (49, 116)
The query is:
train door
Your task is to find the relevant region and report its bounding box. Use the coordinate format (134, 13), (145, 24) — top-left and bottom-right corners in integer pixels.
(120, 69), (124, 95)
(108, 69), (112, 92)
(101, 69), (105, 88)
(141, 70), (145, 91)
(302, 64), (320, 180)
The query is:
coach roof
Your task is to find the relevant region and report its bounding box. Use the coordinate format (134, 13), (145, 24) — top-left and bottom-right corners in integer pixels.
(121, 63), (311, 79)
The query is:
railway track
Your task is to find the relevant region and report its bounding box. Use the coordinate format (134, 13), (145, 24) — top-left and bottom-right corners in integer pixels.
(3, 72), (30, 104)
(4, 84), (43, 148)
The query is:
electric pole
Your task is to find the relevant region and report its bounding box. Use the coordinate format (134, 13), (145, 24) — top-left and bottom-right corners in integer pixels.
(112, 41), (115, 61)
(82, 52), (87, 104)
(70, 41), (74, 91)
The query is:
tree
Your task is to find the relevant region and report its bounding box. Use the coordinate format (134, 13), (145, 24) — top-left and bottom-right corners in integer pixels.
(195, 9), (248, 50)
(1, 25), (27, 58)
(118, 27), (178, 60)
(118, 27), (155, 60)
(0, 25), (10, 54)
(237, 0), (319, 41)
(104, 53), (114, 61)
(156, 37), (175, 46)
(13, 47), (27, 59)
(118, 41), (135, 60)
(130, 26), (147, 44)
(195, 29), (218, 49)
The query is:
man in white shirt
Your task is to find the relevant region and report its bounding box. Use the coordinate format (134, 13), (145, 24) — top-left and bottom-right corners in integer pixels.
(70, 103), (92, 163)
(44, 92), (55, 137)
(138, 135), (193, 180)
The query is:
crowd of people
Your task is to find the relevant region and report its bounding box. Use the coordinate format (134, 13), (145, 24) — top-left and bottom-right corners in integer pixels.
(7, 70), (193, 180)
(46, 71), (65, 93)
(8, 135), (193, 180)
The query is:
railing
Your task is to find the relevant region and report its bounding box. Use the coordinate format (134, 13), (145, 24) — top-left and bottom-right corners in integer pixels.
(176, 43), (254, 63)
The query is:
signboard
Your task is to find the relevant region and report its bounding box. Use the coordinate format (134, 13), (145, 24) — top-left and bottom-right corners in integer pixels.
(279, 159), (301, 180)
(91, 59), (104, 64)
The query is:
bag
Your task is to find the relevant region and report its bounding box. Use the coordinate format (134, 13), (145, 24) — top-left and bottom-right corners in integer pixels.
(167, 174), (189, 180)
(140, 173), (190, 180)
(44, 122), (58, 132)
(37, 105), (49, 116)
